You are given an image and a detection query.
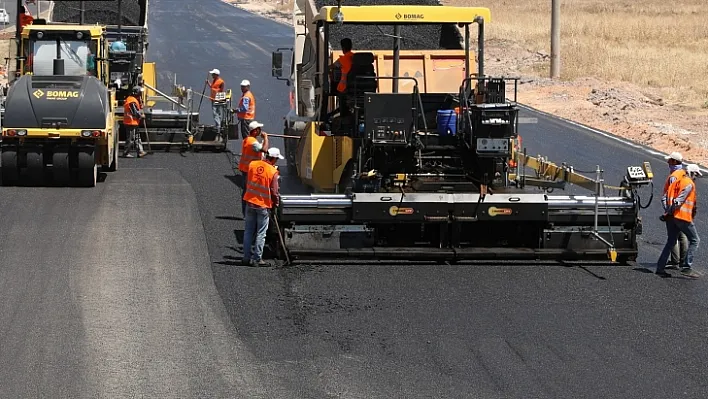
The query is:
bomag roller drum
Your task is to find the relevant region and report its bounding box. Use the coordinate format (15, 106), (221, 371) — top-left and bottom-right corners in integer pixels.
(1, 75), (118, 187)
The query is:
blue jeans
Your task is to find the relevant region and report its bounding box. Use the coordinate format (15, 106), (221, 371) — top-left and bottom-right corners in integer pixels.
(243, 204), (270, 262)
(657, 217), (700, 273)
(212, 102), (226, 129)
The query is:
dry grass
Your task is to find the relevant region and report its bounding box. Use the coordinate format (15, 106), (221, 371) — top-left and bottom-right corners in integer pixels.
(445, 0), (708, 105)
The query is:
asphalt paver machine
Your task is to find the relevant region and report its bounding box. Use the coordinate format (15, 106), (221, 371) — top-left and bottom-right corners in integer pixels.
(268, 3), (654, 264)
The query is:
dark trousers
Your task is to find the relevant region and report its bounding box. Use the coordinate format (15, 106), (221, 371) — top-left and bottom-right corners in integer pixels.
(241, 171), (248, 217)
(239, 118), (253, 139)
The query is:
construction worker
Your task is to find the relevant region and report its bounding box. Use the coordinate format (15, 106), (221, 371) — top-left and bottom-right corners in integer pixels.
(235, 79), (256, 139)
(661, 152), (689, 270)
(241, 147), (284, 267)
(656, 161), (701, 278)
(207, 68), (226, 131)
(123, 87), (147, 158)
(328, 38), (354, 118)
(19, 5), (34, 31)
(238, 121), (269, 216)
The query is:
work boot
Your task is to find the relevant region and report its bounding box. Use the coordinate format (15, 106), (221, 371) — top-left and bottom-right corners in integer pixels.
(680, 268), (700, 279)
(656, 270), (672, 278)
(254, 259), (269, 267)
(138, 151), (148, 158)
(240, 258), (251, 266)
(665, 262), (680, 270)
(123, 153), (134, 158)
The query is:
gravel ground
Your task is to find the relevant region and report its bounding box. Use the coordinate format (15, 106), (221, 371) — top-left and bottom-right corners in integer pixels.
(315, 0), (463, 50)
(52, 0), (145, 26)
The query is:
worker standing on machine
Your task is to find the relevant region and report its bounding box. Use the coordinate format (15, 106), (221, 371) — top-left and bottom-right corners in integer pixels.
(241, 147), (284, 267)
(207, 68), (226, 133)
(235, 80), (256, 139)
(328, 38), (354, 118)
(123, 87), (147, 158)
(657, 161), (701, 278)
(238, 121), (269, 216)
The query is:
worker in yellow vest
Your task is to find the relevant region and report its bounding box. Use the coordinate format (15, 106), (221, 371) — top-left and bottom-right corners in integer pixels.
(241, 147), (284, 267)
(656, 161), (701, 278)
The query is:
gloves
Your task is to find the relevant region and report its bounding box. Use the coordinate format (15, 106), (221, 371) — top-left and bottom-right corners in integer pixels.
(660, 215), (666, 222)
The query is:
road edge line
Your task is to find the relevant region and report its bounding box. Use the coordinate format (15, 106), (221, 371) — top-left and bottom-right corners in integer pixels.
(517, 103), (708, 173)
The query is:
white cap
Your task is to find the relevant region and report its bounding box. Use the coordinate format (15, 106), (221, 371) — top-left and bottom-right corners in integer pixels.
(209, 68), (220, 75)
(686, 164), (702, 176)
(267, 147), (284, 160)
(665, 151), (683, 162)
(248, 121), (264, 131)
(240, 79), (251, 86)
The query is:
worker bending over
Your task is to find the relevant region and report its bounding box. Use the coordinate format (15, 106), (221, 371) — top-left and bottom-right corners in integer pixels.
(238, 121), (269, 216)
(656, 161), (701, 278)
(235, 80), (256, 139)
(241, 147), (284, 267)
(123, 87), (147, 158)
(207, 68), (226, 134)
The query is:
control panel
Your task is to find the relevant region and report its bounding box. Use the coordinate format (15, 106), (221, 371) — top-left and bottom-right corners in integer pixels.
(476, 137), (510, 157)
(364, 93), (415, 145)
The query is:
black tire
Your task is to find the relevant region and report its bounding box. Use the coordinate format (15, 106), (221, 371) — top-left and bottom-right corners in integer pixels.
(25, 149), (44, 185)
(1, 149), (19, 186)
(77, 149), (97, 187)
(52, 150), (71, 186)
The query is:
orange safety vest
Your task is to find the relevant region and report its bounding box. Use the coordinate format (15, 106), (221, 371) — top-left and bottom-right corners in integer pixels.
(123, 95), (141, 126)
(210, 77), (224, 101)
(670, 175), (696, 222)
(663, 169), (687, 196)
(238, 136), (262, 173)
(244, 160), (278, 208)
(237, 90), (255, 120)
(336, 51), (354, 93)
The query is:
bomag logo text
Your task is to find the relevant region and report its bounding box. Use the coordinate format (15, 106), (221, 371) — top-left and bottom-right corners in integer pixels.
(395, 13), (425, 20)
(34, 89), (80, 100)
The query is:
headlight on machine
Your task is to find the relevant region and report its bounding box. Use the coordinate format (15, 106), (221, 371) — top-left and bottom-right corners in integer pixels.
(15, 130), (27, 136)
(3, 129), (27, 136)
(81, 130), (103, 138)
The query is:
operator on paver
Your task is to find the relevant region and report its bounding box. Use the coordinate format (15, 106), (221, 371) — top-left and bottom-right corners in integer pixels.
(241, 147), (284, 267)
(656, 160), (701, 278)
(238, 121), (269, 216)
(328, 38), (354, 118)
(207, 68), (226, 132)
(661, 152), (689, 270)
(123, 86), (147, 158)
(235, 80), (256, 139)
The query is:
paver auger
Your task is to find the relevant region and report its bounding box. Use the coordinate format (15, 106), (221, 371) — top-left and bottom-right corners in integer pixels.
(268, 3), (654, 264)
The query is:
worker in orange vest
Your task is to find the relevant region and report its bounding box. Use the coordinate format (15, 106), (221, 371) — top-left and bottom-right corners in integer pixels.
(661, 152), (689, 270)
(122, 86), (147, 158)
(656, 160), (701, 278)
(238, 121), (269, 216)
(207, 68), (226, 135)
(328, 37), (354, 118)
(241, 147), (284, 267)
(235, 79), (256, 139)
(19, 5), (34, 32)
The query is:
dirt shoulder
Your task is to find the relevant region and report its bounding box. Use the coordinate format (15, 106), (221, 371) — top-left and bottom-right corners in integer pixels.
(224, 0), (708, 166)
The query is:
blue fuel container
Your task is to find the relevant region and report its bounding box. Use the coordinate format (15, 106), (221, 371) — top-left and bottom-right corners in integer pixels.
(436, 109), (457, 136)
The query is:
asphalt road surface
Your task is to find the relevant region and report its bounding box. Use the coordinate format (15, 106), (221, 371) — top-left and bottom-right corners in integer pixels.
(1, 0), (708, 397)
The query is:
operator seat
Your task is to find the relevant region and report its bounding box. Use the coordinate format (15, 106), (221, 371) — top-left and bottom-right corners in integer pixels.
(345, 52), (377, 109)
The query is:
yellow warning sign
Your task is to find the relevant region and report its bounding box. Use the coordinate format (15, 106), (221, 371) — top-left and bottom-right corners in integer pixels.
(389, 206), (414, 216)
(33, 89), (80, 100)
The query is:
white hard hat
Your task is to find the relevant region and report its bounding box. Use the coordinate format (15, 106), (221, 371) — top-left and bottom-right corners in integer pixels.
(209, 68), (220, 75)
(686, 164), (703, 176)
(240, 79), (251, 86)
(267, 147), (285, 160)
(248, 121), (264, 131)
(665, 151), (683, 162)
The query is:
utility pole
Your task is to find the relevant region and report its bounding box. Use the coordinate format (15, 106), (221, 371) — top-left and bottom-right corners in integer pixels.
(550, 0), (560, 79)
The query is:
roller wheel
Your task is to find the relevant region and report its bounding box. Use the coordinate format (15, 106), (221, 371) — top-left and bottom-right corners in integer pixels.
(52, 150), (71, 186)
(25, 149), (45, 185)
(1, 149), (19, 186)
(77, 150), (97, 187)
